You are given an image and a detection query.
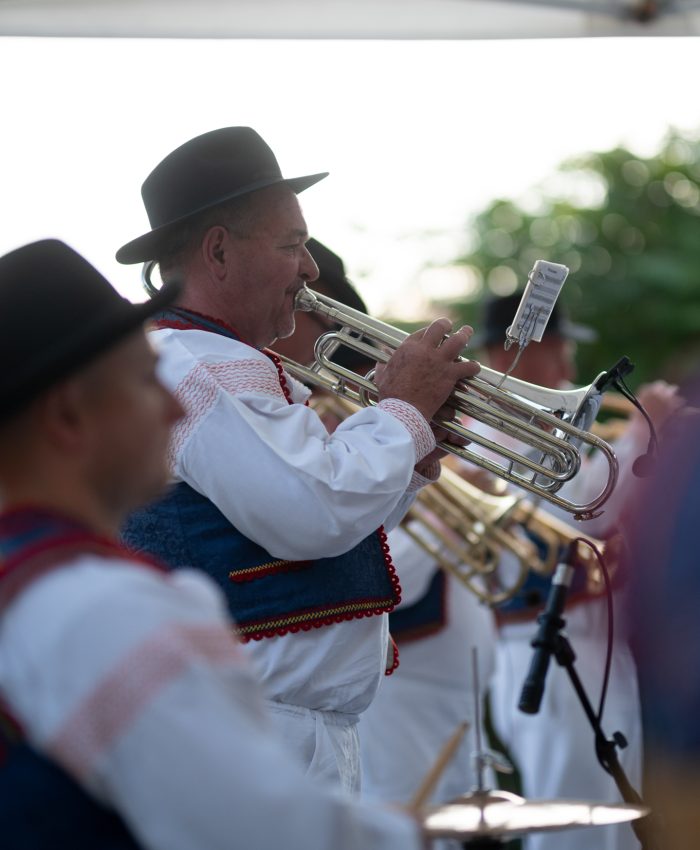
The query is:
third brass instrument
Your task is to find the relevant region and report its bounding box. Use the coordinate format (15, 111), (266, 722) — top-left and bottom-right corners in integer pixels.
(285, 286), (623, 520)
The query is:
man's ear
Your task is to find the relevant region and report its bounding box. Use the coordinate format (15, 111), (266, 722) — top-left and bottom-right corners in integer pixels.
(201, 226), (231, 282)
(37, 379), (91, 454)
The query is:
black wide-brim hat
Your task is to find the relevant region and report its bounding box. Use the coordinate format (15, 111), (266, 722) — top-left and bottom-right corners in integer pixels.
(470, 291), (597, 349)
(0, 239), (179, 422)
(116, 127), (328, 265)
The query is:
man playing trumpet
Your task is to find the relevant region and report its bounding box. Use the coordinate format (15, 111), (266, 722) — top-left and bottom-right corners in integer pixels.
(117, 126), (480, 792)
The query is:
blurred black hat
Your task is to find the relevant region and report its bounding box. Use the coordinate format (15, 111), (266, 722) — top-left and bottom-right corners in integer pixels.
(306, 238), (372, 373)
(307, 238), (368, 314)
(116, 127), (328, 265)
(471, 292), (597, 350)
(0, 239), (179, 422)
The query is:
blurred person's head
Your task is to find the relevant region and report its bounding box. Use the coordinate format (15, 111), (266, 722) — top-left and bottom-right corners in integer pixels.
(472, 292), (596, 389)
(116, 127), (328, 349)
(0, 240), (183, 534)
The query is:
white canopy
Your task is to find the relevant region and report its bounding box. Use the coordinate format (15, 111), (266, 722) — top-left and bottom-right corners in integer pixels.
(1, 0), (700, 39)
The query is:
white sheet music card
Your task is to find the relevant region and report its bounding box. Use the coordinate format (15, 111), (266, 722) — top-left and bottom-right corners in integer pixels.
(504, 260), (569, 351)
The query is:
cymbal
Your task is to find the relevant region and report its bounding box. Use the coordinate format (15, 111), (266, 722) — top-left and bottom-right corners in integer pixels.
(422, 789), (648, 841)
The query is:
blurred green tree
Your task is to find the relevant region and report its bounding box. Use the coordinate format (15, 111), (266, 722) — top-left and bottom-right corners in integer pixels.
(439, 129), (700, 387)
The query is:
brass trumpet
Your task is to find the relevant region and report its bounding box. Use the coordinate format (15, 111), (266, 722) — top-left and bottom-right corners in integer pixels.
(284, 286), (623, 520)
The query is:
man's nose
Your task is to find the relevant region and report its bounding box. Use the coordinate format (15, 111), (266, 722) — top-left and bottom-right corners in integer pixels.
(300, 244), (319, 283)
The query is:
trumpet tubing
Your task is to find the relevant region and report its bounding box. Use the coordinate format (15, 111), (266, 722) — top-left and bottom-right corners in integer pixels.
(282, 286), (622, 520)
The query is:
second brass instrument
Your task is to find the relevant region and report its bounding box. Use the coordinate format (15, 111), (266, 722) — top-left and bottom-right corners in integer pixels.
(403, 463), (615, 606)
(286, 285), (624, 520)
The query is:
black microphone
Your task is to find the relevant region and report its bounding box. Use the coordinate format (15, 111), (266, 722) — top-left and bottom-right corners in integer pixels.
(518, 555), (575, 715)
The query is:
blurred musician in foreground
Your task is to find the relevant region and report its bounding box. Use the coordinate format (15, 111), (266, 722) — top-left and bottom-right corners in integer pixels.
(274, 240), (498, 811)
(470, 292), (680, 850)
(0, 239), (427, 850)
(624, 376), (700, 850)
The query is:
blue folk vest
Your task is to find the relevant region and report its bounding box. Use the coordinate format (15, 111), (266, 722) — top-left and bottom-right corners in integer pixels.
(123, 308), (401, 641)
(0, 508), (152, 850)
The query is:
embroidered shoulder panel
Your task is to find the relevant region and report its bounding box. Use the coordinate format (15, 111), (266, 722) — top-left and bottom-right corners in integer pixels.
(169, 359), (288, 461)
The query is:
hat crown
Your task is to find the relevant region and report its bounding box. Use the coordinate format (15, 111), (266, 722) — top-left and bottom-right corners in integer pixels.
(0, 239), (177, 421)
(142, 127), (282, 230)
(0, 240), (123, 326)
(117, 126), (328, 265)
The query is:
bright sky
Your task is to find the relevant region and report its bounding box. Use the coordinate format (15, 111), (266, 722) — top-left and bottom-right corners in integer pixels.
(1, 36), (698, 318)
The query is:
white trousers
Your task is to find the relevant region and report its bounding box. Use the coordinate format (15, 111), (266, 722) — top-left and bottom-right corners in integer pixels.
(266, 700), (361, 794)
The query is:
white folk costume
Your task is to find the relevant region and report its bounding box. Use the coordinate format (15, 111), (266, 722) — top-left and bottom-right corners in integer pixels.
(472, 422), (644, 850)
(0, 507), (424, 850)
(122, 308), (439, 792)
(360, 525), (497, 806)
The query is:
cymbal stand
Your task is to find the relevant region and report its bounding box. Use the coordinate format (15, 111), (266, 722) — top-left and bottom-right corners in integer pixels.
(464, 649), (516, 849)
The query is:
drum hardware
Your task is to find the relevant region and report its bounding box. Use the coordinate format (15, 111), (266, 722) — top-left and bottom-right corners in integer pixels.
(413, 650), (652, 848)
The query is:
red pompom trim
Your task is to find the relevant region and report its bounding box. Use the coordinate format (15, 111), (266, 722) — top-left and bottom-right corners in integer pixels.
(385, 635), (400, 676)
(237, 526), (402, 641)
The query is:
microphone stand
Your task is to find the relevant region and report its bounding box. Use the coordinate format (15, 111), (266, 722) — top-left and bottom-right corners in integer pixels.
(539, 617), (662, 850)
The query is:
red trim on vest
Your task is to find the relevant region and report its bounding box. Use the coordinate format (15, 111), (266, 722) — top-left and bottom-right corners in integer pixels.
(238, 525), (402, 641)
(228, 559), (312, 583)
(385, 635), (400, 676)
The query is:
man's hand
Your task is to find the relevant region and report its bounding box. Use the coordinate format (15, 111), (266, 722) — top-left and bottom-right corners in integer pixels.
(376, 319), (480, 424)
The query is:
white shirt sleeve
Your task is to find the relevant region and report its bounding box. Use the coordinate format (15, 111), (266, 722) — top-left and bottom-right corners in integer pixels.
(0, 558), (422, 850)
(159, 329), (436, 560)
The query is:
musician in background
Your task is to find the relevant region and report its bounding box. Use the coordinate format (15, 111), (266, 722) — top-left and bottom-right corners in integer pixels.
(116, 126), (480, 792)
(0, 239), (426, 850)
(471, 292), (680, 850)
(275, 239), (498, 810)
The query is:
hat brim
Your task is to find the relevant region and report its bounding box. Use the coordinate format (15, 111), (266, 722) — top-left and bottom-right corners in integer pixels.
(558, 319), (598, 344)
(1, 280), (180, 422)
(116, 172), (329, 265)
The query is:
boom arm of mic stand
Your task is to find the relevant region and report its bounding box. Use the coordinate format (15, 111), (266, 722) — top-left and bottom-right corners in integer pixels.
(549, 632), (662, 850)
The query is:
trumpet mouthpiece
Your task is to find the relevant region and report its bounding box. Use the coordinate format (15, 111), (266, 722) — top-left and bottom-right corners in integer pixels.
(294, 286), (318, 312)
